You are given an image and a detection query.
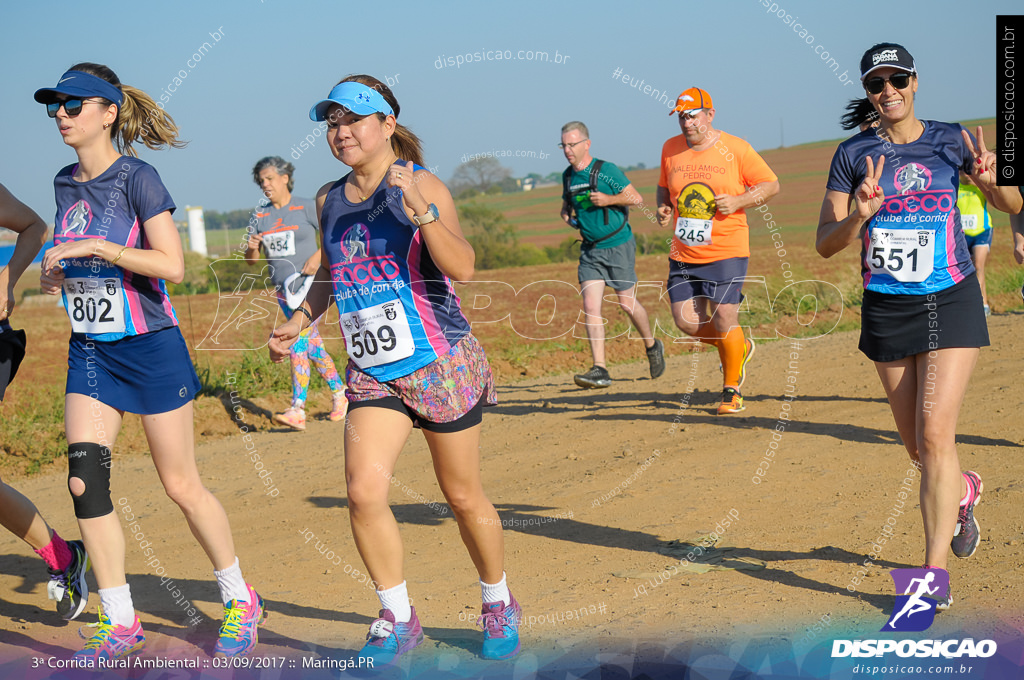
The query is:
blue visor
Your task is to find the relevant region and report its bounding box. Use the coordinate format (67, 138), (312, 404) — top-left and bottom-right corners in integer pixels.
(34, 70), (124, 107)
(309, 82), (394, 121)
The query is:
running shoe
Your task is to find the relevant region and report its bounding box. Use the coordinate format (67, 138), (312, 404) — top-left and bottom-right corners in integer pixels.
(357, 607), (424, 667)
(738, 338), (756, 389)
(646, 339), (666, 379)
(951, 471), (983, 559)
(48, 539), (89, 621)
(214, 583), (265, 657)
(273, 406), (306, 431)
(329, 392), (349, 422)
(478, 594), (522, 660)
(717, 387), (745, 415)
(574, 365), (611, 389)
(935, 585), (953, 611)
(74, 608), (145, 661)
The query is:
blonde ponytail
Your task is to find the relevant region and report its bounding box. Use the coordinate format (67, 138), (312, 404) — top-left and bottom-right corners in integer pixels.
(116, 85), (187, 156)
(67, 62), (186, 157)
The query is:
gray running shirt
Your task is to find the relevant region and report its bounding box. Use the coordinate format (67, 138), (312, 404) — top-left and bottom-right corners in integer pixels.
(252, 197), (320, 289)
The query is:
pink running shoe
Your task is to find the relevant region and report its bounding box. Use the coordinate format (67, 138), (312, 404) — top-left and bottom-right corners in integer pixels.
(273, 407), (306, 431)
(479, 594), (522, 660)
(329, 392), (349, 422)
(214, 583), (266, 657)
(74, 608), (145, 661)
(358, 607), (424, 667)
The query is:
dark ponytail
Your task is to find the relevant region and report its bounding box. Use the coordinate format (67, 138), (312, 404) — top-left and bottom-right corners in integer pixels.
(840, 97), (879, 131)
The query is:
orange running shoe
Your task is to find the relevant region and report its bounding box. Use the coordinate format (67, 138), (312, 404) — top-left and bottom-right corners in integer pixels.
(717, 387), (745, 415)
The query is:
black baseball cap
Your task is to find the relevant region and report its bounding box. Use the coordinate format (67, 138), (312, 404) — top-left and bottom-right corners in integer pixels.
(860, 43), (917, 80)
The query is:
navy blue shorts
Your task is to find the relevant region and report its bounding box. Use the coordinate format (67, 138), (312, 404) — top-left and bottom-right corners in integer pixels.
(666, 257), (749, 304)
(67, 326), (201, 415)
(964, 229), (992, 250)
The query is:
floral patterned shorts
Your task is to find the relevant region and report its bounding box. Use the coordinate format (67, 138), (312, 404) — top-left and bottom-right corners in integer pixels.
(345, 333), (497, 424)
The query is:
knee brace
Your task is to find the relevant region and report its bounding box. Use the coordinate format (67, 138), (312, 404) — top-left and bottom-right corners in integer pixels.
(67, 442), (113, 519)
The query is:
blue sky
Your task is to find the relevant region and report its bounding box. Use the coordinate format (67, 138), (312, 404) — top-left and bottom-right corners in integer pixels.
(1, 0), (1018, 219)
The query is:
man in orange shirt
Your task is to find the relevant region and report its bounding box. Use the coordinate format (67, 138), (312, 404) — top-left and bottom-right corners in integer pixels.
(656, 88), (780, 414)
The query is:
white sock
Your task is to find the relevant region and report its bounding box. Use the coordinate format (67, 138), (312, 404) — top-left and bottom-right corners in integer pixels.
(98, 584), (135, 628)
(377, 581), (411, 623)
(480, 572), (511, 606)
(213, 557), (250, 605)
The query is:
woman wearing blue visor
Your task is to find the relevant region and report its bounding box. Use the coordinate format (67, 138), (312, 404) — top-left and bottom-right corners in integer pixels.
(269, 76), (521, 665)
(35, 63), (264, 660)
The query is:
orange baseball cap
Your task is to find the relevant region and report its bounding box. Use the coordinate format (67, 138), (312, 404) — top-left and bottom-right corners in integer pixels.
(670, 87), (713, 116)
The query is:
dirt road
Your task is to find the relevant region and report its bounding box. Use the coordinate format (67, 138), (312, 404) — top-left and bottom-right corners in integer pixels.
(2, 315), (1022, 678)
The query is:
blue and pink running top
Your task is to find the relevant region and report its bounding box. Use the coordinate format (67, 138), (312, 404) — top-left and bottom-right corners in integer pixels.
(320, 162), (471, 382)
(826, 121), (976, 295)
(53, 156), (178, 341)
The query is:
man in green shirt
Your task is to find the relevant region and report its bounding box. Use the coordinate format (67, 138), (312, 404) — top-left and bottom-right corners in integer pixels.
(560, 121), (664, 388)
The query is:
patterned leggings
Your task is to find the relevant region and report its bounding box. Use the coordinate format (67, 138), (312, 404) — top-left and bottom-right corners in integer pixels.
(291, 322), (344, 406)
(280, 295), (344, 406)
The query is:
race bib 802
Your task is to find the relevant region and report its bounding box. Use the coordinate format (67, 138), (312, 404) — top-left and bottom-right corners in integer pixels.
(63, 277), (126, 335)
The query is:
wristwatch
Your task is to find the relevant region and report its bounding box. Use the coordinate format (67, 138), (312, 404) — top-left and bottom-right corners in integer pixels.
(412, 203), (439, 226)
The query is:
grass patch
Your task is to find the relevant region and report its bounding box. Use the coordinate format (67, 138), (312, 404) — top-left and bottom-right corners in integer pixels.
(197, 346), (296, 399)
(2, 383), (67, 475)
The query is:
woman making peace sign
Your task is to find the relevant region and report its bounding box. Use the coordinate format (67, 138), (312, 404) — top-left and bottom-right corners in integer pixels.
(816, 43), (1021, 609)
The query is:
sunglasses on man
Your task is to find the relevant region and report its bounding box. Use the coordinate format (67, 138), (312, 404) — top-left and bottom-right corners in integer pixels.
(864, 73), (912, 95)
(45, 98), (106, 118)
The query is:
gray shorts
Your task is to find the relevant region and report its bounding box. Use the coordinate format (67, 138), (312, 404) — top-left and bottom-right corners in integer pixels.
(577, 238), (638, 291)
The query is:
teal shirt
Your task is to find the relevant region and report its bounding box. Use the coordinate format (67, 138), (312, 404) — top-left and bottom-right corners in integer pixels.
(563, 159), (633, 249)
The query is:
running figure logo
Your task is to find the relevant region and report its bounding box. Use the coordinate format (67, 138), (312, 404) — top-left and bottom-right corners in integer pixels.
(882, 567), (949, 632)
(62, 200), (92, 236)
(340, 224), (369, 262)
(894, 163), (932, 195)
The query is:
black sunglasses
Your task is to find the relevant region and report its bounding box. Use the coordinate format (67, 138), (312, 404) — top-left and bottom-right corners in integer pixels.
(864, 73), (912, 95)
(45, 98), (104, 118)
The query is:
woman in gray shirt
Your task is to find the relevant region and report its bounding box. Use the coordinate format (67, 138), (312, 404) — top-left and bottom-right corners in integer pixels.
(247, 156), (346, 430)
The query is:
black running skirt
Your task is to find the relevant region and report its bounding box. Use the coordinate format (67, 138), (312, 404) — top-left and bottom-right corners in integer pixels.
(859, 273), (989, 363)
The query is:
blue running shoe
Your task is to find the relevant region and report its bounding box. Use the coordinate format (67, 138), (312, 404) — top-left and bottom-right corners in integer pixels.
(478, 594), (522, 660)
(74, 608), (145, 661)
(358, 607), (423, 668)
(214, 583), (266, 657)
